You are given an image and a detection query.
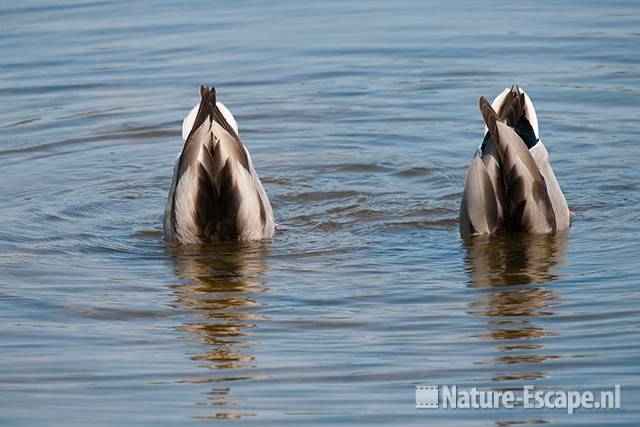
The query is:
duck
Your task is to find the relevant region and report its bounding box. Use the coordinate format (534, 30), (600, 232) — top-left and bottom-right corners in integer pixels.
(459, 85), (570, 234)
(164, 85), (275, 243)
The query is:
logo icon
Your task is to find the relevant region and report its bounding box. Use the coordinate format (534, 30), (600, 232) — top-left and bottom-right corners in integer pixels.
(416, 386), (438, 409)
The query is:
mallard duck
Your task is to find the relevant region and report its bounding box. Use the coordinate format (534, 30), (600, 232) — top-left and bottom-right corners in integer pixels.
(164, 85), (275, 243)
(459, 85), (570, 234)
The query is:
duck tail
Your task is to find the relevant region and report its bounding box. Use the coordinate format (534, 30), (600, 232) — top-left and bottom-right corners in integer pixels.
(478, 95), (556, 233)
(499, 85), (538, 149)
(497, 84), (525, 127)
(185, 85), (216, 143)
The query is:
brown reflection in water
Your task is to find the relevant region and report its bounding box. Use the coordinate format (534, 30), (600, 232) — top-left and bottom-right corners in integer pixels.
(167, 241), (270, 417)
(463, 231), (569, 384)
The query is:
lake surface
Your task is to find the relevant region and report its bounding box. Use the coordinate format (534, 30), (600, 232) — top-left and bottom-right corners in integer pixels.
(1, 0), (639, 425)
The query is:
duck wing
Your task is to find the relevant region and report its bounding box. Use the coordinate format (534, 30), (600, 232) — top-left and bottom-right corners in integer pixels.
(530, 141), (570, 230)
(460, 153), (503, 234)
(460, 94), (518, 234)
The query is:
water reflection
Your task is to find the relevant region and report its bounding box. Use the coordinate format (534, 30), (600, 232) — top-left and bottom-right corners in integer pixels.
(463, 231), (569, 383)
(167, 241), (270, 416)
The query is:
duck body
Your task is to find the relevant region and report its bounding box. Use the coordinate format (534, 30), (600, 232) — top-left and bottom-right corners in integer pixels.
(164, 85), (274, 243)
(460, 86), (570, 235)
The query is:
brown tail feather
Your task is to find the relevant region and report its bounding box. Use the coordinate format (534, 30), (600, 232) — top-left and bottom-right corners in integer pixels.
(185, 85), (216, 143)
(498, 87), (525, 128)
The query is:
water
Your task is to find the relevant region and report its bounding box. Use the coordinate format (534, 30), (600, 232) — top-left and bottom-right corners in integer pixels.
(1, 0), (639, 425)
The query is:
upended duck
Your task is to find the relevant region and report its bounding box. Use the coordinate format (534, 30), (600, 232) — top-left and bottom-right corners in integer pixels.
(164, 85), (274, 243)
(460, 85), (570, 234)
